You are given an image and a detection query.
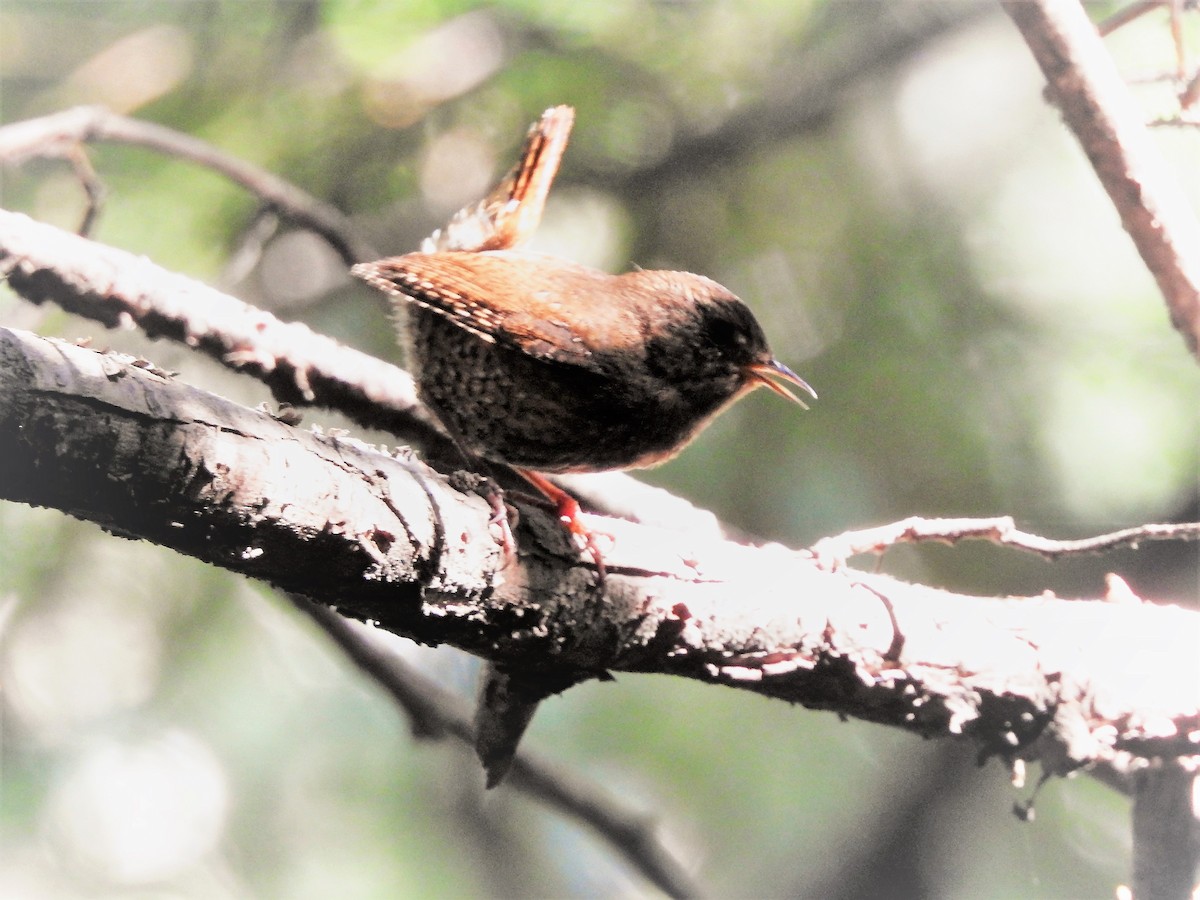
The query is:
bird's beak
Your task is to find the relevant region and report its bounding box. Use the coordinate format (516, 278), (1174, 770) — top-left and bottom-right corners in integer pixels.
(746, 359), (817, 409)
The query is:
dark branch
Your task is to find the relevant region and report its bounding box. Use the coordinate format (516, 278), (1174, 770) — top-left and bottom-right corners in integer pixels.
(1132, 763), (1200, 900)
(294, 598), (700, 900)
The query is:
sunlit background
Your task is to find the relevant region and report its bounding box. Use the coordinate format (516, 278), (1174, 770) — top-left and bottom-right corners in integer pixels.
(1, 1), (1198, 897)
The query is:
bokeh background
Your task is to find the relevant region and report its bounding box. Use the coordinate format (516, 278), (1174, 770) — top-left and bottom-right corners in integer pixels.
(2, 1), (1198, 897)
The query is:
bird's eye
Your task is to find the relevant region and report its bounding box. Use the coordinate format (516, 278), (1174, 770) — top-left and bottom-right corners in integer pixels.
(703, 315), (749, 354)
(700, 314), (753, 362)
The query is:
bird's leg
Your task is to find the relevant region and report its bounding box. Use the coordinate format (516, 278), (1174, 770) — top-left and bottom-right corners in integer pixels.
(516, 469), (607, 582)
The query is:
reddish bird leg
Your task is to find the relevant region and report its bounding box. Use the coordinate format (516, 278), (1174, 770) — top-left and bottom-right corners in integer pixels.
(517, 469), (607, 580)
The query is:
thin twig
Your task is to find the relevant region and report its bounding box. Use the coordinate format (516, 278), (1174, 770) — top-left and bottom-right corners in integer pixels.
(0, 106), (376, 265)
(809, 515), (1200, 565)
(1170, 0), (1188, 80)
(64, 143), (104, 237)
(219, 207), (282, 289)
(1179, 69), (1200, 110)
(293, 597), (701, 900)
(1097, 0), (1164, 36)
(1149, 112), (1200, 126)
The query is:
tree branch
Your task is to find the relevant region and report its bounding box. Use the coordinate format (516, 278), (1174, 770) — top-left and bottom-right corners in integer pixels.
(1, 324), (1197, 780)
(0, 207), (452, 458)
(812, 515), (1200, 564)
(0, 106), (376, 265)
(1002, 0), (1200, 358)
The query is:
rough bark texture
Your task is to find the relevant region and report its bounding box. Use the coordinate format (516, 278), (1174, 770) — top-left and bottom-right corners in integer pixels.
(1, 324), (1197, 781)
(0, 208), (446, 451)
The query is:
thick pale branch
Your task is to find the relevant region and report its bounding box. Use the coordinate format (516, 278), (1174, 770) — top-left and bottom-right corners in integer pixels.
(0, 207), (450, 456)
(1, 324), (1197, 780)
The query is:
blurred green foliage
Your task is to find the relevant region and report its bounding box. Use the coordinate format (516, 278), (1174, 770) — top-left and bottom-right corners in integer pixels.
(2, 1), (1197, 897)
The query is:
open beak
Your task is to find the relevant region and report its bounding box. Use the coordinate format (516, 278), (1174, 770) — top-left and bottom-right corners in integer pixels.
(746, 359), (817, 409)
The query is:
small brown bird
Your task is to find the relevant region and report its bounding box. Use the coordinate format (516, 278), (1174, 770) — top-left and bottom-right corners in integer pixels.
(354, 250), (814, 470)
(353, 250), (814, 569)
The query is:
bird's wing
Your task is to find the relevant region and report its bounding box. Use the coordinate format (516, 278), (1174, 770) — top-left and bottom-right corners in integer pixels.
(352, 252), (629, 369)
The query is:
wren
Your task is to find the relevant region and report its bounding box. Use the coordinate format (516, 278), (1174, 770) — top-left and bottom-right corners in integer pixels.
(352, 250), (815, 476)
